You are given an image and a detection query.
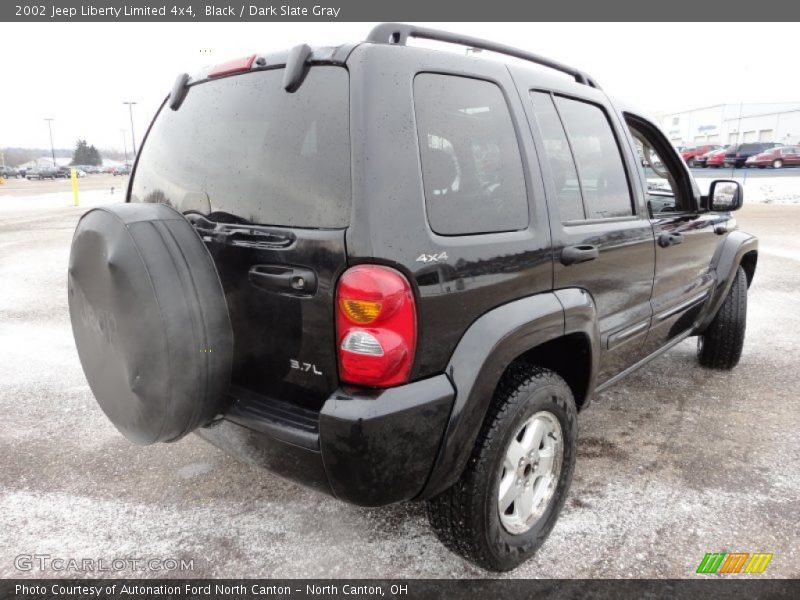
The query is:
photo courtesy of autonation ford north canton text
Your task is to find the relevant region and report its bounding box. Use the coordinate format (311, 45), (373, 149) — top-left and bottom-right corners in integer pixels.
(0, 1), (798, 599)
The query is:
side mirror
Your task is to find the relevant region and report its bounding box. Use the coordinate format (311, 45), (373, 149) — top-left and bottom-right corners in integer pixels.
(707, 180), (743, 212)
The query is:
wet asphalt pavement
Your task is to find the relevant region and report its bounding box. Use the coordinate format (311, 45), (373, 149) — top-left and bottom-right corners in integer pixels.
(0, 200), (797, 579)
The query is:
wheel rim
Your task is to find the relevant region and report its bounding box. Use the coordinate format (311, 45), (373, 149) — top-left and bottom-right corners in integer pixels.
(497, 411), (563, 535)
(774, 160), (783, 168)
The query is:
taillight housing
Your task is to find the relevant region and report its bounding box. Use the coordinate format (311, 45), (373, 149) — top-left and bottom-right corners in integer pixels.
(336, 265), (416, 387)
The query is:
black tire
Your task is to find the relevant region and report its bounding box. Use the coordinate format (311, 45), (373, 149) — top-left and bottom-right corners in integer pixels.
(426, 366), (577, 571)
(69, 203), (234, 445)
(698, 266), (747, 370)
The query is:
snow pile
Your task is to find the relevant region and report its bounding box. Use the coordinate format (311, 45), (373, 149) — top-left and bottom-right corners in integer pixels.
(648, 174), (800, 205)
(693, 174), (800, 205)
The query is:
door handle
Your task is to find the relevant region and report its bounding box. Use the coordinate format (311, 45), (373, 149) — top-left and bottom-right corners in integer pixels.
(658, 232), (683, 248)
(560, 244), (599, 266)
(249, 265), (317, 297)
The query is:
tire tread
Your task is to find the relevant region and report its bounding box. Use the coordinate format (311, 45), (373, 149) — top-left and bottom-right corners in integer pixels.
(426, 365), (576, 571)
(698, 266), (747, 369)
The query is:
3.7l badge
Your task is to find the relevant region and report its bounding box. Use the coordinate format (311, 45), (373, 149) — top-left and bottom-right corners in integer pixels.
(290, 359), (323, 375)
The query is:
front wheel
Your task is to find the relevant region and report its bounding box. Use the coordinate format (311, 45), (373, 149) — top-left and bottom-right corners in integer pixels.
(773, 159), (783, 169)
(426, 366), (577, 571)
(698, 266), (747, 369)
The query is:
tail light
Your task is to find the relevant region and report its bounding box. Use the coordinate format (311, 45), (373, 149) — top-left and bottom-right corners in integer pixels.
(336, 265), (416, 387)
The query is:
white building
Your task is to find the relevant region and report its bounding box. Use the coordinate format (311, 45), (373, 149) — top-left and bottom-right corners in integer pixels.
(659, 102), (800, 148)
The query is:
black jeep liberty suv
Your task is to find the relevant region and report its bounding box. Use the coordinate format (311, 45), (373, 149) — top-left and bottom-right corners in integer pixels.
(68, 24), (758, 571)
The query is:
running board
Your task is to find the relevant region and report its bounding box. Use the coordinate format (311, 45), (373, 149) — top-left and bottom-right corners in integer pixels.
(596, 330), (693, 394)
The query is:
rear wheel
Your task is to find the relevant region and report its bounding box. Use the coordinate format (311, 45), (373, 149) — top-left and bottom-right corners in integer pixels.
(698, 266), (747, 370)
(426, 366), (577, 571)
(773, 159), (783, 169)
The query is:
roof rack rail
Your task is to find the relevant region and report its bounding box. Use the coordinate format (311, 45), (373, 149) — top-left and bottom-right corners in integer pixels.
(366, 23), (601, 89)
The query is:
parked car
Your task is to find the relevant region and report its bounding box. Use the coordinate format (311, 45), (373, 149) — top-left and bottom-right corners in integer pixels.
(67, 23), (758, 572)
(724, 142), (781, 168)
(113, 165), (131, 176)
(705, 148), (729, 168)
(56, 166), (86, 178)
(26, 167), (58, 180)
(747, 145), (800, 168)
(681, 144), (722, 167)
(694, 148), (721, 168)
(0, 166), (19, 179)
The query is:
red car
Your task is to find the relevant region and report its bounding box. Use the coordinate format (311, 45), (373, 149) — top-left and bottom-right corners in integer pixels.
(704, 148), (729, 168)
(747, 145), (800, 168)
(681, 144), (722, 167)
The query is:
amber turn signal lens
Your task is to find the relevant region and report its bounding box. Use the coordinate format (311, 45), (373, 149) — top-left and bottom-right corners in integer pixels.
(339, 299), (382, 324)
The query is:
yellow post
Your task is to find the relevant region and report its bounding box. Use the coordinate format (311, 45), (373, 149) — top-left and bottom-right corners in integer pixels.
(70, 168), (79, 207)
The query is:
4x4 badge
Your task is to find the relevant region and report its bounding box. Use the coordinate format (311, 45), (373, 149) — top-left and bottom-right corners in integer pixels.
(416, 252), (449, 264)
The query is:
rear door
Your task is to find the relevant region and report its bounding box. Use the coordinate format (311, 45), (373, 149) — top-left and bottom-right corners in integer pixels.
(513, 70), (656, 383)
(130, 65), (351, 411)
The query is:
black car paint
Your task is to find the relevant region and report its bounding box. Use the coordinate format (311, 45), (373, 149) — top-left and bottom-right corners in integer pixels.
(128, 35), (758, 507)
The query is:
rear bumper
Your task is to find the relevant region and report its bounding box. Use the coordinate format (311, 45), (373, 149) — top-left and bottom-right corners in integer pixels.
(197, 375), (455, 506)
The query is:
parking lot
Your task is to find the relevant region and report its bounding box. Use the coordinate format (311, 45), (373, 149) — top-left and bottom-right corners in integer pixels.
(0, 184), (798, 578)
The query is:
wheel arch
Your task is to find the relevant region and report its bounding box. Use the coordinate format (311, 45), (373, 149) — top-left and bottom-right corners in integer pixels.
(417, 289), (600, 500)
(740, 249), (757, 288)
(697, 231), (758, 332)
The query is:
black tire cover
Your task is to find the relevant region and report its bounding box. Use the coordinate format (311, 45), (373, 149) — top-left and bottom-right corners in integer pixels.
(68, 203), (233, 445)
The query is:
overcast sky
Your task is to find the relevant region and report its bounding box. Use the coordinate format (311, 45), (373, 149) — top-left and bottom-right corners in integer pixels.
(1, 22), (797, 151)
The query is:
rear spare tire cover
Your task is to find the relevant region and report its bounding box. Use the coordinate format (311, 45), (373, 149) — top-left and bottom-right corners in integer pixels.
(68, 203), (233, 445)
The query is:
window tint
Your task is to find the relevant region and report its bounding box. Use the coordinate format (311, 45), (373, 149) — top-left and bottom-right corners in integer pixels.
(554, 97), (633, 219)
(414, 74), (528, 235)
(530, 92), (585, 221)
(131, 67), (350, 228)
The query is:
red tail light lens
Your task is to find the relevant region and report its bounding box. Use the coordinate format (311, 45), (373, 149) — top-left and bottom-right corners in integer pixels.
(336, 265), (416, 387)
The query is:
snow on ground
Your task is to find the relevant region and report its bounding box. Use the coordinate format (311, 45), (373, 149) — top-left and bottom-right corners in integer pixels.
(1, 189), (123, 211)
(694, 174), (800, 205)
(692, 173), (800, 204)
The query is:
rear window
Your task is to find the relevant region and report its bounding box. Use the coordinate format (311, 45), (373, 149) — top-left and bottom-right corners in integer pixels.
(130, 66), (350, 228)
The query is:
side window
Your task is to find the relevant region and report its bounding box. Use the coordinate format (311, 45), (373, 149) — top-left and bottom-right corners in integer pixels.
(625, 114), (693, 214)
(554, 97), (633, 219)
(414, 74), (529, 235)
(530, 92), (585, 221)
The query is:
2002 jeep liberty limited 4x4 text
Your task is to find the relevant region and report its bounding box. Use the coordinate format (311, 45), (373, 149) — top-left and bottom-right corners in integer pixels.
(68, 24), (758, 571)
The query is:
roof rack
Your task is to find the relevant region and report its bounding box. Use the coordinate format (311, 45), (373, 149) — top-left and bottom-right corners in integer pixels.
(366, 23), (601, 89)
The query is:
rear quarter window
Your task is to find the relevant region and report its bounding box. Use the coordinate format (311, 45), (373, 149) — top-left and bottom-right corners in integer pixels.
(413, 73), (529, 236)
(130, 66), (350, 228)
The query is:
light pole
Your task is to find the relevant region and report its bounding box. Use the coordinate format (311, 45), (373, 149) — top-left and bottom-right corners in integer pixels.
(123, 101), (137, 156)
(44, 118), (56, 167)
(121, 129), (129, 165)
